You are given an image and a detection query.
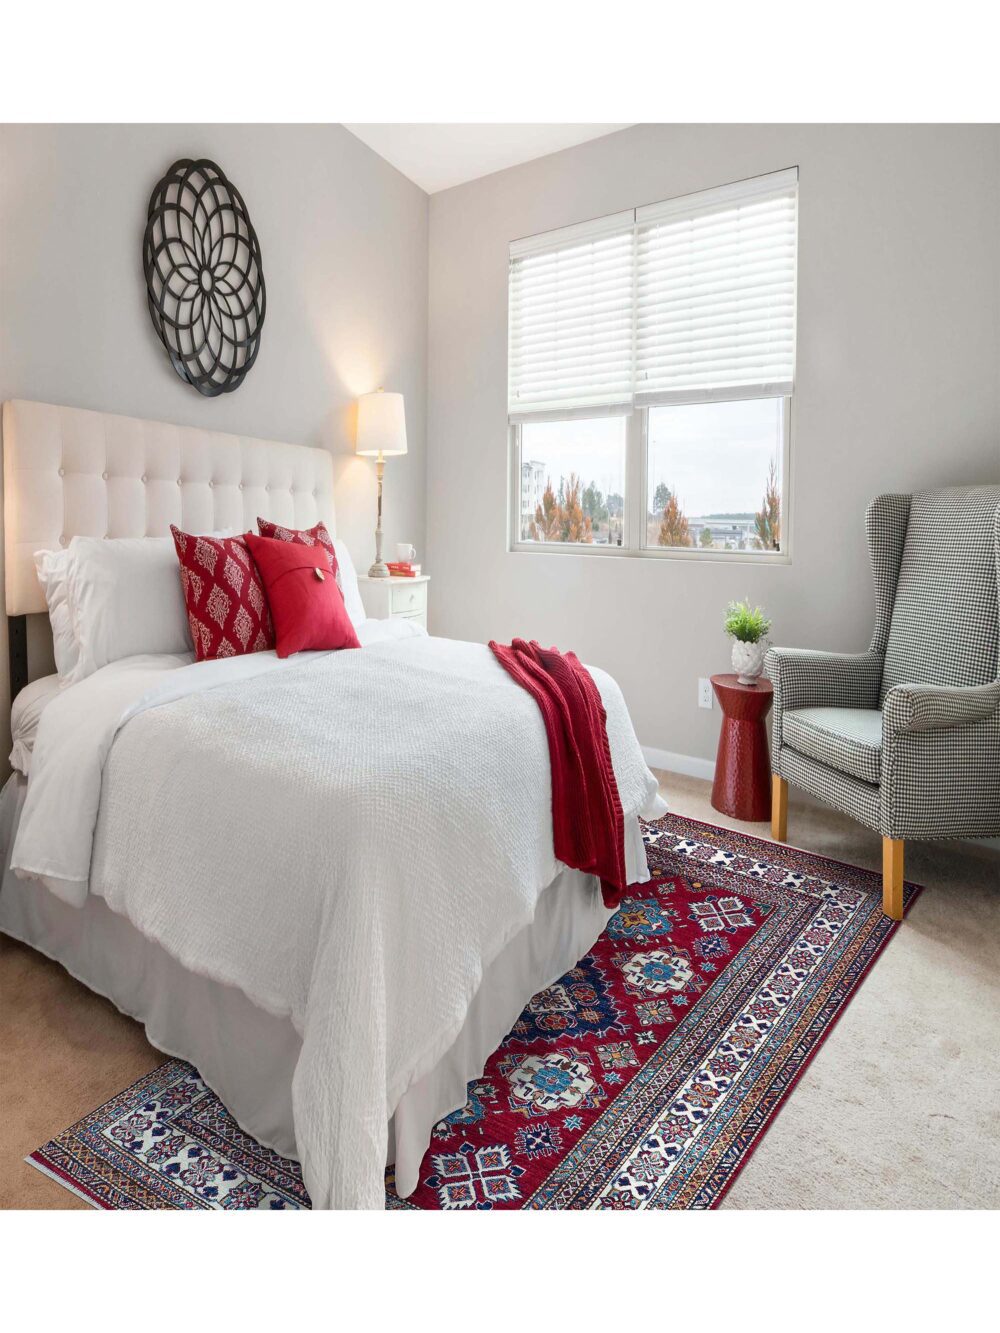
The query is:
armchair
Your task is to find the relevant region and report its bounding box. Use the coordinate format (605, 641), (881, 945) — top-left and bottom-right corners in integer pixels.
(766, 487), (1000, 919)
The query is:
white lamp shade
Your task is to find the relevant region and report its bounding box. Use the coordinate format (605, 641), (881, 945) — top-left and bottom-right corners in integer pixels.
(356, 390), (407, 457)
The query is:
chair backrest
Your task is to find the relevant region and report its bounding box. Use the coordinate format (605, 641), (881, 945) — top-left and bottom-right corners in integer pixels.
(880, 485), (1000, 701)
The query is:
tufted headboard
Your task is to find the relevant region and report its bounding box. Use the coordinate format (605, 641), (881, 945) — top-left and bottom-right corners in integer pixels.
(3, 399), (337, 617)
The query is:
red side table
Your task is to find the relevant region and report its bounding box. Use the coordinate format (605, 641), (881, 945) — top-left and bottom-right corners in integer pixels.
(710, 673), (773, 821)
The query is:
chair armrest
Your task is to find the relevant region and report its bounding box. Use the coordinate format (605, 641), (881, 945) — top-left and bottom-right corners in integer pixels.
(880, 680), (1000, 840)
(882, 680), (1000, 734)
(765, 647), (883, 712)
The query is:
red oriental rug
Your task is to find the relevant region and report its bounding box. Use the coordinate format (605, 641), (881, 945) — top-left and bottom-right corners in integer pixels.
(28, 815), (919, 1210)
(388, 814), (920, 1209)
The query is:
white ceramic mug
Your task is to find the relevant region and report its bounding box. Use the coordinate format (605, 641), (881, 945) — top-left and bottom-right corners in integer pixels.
(395, 542), (416, 561)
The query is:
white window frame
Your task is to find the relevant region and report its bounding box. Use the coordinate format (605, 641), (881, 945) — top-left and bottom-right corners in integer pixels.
(508, 396), (792, 564)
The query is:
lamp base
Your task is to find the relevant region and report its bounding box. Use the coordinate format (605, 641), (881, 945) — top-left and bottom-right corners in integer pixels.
(368, 560), (390, 579)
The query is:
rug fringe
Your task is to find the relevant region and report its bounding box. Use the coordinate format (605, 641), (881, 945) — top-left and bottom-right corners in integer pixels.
(24, 1152), (105, 1210)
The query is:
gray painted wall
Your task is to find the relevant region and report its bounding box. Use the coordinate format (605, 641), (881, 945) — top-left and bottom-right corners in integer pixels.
(427, 124), (1000, 765)
(0, 122), (428, 736)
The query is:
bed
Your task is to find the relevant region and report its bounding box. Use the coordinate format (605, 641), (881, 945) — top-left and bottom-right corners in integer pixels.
(0, 399), (665, 1209)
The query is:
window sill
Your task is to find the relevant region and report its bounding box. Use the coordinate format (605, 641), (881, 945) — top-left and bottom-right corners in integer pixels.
(509, 542), (791, 566)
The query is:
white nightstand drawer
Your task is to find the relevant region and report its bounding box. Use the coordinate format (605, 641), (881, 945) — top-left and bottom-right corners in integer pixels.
(358, 573), (430, 626)
(391, 581), (427, 616)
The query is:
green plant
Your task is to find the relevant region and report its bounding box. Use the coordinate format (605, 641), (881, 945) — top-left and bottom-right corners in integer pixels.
(723, 598), (771, 643)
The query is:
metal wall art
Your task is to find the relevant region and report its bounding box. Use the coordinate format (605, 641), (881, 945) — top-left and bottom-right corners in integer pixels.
(143, 158), (266, 396)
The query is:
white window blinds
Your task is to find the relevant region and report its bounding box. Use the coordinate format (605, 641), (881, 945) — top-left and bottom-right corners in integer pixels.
(635, 169), (797, 404)
(508, 168), (797, 419)
(508, 212), (635, 420)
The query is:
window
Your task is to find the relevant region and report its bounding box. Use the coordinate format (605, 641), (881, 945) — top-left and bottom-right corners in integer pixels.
(509, 168), (797, 559)
(646, 398), (786, 552)
(518, 417), (626, 545)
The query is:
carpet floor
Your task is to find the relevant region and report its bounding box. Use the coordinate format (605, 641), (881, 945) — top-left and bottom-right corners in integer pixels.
(28, 813), (918, 1209)
(3, 774), (998, 1209)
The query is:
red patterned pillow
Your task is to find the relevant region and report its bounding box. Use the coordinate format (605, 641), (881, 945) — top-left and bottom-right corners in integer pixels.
(171, 526), (274, 661)
(256, 518), (339, 577)
(244, 533), (360, 657)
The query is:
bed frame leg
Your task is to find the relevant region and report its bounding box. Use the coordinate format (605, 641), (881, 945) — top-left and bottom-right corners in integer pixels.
(8, 613), (28, 704)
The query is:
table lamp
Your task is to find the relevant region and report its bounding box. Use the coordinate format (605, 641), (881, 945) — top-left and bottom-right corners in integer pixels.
(355, 388), (407, 578)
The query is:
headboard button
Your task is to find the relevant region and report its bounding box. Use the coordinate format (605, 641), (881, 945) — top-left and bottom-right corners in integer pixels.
(58, 467), (65, 477)
(59, 535), (67, 547)
(177, 478), (183, 486)
(141, 474), (148, 483)
(102, 471), (109, 480)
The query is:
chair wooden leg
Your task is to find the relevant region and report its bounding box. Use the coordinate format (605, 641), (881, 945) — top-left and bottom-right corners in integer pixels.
(882, 837), (904, 921)
(771, 775), (788, 842)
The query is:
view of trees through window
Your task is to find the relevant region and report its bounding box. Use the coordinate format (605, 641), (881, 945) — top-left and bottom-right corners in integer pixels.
(646, 399), (784, 553)
(518, 417), (625, 545)
(517, 399), (785, 554)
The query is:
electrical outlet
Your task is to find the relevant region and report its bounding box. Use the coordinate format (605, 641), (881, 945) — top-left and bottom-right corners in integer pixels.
(698, 678), (713, 710)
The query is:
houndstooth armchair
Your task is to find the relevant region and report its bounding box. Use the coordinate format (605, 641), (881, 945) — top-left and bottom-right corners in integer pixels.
(766, 486), (1000, 919)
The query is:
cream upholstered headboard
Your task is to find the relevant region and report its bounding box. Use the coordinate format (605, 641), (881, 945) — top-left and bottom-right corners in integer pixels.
(3, 399), (337, 616)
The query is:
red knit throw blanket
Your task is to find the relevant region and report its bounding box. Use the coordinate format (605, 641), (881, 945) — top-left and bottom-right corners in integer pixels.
(489, 638), (628, 908)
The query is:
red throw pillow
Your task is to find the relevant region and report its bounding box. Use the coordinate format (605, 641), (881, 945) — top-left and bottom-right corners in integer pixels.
(171, 526), (275, 661)
(244, 533), (360, 658)
(256, 518), (339, 578)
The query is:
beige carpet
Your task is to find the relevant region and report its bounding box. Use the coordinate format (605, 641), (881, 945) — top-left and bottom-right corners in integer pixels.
(663, 773), (1000, 1209)
(1, 772), (997, 1209)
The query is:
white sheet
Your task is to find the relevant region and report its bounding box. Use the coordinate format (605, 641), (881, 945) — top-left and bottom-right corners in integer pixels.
(9, 673), (61, 775)
(13, 628), (665, 1209)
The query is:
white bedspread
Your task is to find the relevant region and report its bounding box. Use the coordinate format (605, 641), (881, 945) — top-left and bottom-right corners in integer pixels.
(12, 627), (664, 1208)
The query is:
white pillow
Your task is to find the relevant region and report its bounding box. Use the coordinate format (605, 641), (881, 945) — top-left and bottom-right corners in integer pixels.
(64, 536), (196, 682)
(34, 549), (80, 679)
(334, 538), (365, 628)
(39, 532), (233, 685)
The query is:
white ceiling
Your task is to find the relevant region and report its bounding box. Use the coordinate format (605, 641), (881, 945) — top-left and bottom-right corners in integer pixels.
(343, 124), (632, 194)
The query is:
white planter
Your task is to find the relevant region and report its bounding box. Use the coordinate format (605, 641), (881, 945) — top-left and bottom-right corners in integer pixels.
(731, 638), (768, 685)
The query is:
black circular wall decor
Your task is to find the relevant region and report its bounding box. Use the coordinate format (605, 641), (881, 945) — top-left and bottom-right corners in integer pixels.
(143, 158), (266, 396)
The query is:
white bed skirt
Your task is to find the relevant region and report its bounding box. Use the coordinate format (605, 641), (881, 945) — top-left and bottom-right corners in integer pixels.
(0, 773), (615, 1199)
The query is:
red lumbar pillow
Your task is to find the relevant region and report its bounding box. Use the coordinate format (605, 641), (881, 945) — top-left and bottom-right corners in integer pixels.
(244, 533), (360, 658)
(256, 517), (339, 578)
(171, 526), (274, 661)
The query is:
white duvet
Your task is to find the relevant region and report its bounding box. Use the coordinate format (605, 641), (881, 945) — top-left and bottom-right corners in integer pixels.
(12, 622), (665, 1208)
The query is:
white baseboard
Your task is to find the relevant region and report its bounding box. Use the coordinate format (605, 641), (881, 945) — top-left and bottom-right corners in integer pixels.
(642, 745), (715, 783)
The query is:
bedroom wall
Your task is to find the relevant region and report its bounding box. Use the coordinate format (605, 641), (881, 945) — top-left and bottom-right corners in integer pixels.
(426, 123), (1000, 770)
(0, 122), (428, 719)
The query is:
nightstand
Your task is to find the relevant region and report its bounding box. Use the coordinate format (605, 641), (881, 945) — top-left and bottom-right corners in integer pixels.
(358, 574), (429, 630)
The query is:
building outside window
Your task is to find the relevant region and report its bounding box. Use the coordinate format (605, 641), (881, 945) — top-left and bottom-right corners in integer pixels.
(519, 458), (546, 540)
